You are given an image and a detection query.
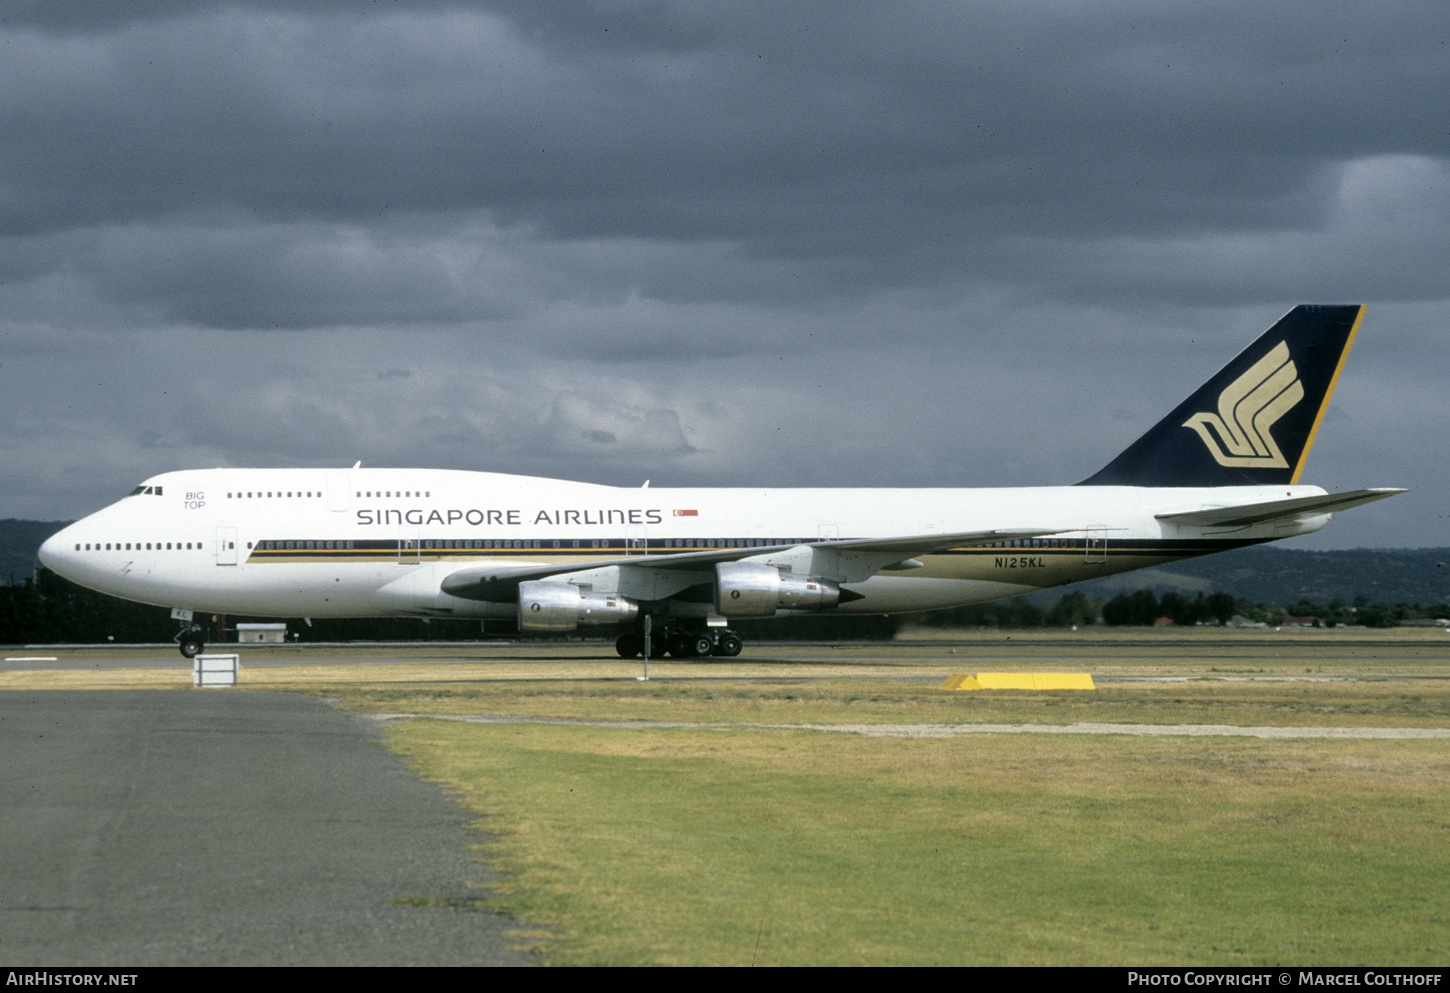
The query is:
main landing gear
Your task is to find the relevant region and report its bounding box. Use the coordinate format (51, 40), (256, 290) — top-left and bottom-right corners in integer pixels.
(615, 627), (743, 659)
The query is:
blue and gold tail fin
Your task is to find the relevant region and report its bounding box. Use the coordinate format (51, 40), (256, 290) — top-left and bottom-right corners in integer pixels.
(1080, 305), (1366, 487)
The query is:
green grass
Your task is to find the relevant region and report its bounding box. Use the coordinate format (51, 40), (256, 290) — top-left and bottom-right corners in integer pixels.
(333, 677), (1450, 729)
(385, 711), (1450, 966)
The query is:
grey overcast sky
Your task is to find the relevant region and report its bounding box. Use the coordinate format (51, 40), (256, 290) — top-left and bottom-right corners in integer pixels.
(2, 1), (1447, 548)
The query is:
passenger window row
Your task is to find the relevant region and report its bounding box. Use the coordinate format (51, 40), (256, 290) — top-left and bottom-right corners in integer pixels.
(227, 491), (321, 499)
(77, 542), (203, 551)
(402, 539), (541, 549)
(257, 540), (356, 550)
(659, 538), (803, 548)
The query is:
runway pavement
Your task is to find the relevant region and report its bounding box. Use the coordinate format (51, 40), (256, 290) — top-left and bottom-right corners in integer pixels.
(0, 690), (536, 966)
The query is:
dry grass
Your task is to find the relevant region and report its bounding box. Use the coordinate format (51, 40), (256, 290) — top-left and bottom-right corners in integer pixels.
(297, 677), (1450, 730)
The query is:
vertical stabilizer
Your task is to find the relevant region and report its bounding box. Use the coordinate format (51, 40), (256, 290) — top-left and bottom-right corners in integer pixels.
(1079, 305), (1365, 487)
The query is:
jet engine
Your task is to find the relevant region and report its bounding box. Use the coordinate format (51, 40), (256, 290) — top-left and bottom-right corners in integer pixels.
(517, 581), (639, 632)
(714, 561), (842, 617)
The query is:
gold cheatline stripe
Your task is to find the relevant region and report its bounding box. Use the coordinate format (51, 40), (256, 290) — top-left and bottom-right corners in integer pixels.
(249, 540), (1254, 564)
(1292, 304), (1365, 484)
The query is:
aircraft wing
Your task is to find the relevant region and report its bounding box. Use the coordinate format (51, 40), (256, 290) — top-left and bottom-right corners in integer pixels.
(816, 528), (1058, 557)
(440, 527), (1060, 602)
(1154, 488), (1406, 529)
(440, 545), (797, 601)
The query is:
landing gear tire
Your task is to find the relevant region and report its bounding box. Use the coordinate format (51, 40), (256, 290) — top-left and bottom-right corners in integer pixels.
(178, 635), (205, 659)
(689, 633), (715, 658)
(616, 634), (642, 658)
(668, 634), (692, 658)
(714, 632), (743, 657)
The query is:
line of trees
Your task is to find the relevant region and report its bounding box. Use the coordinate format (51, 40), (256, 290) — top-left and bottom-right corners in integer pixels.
(0, 569), (488, 645)
(1, 569), (1446, 645)
(906, 588), (1450, 630)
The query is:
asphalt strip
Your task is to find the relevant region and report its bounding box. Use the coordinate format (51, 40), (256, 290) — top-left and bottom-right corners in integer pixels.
(1, 691), (536, 966)
(371, 713), (1450, 740)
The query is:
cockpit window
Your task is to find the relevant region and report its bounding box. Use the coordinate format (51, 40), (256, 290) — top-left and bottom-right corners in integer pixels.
(126, 485), (164, 497)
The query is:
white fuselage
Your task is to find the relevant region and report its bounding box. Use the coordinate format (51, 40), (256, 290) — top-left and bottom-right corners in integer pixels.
(38, 467), (1330, 621)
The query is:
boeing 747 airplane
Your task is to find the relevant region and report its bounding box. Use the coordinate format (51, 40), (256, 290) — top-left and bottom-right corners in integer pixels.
(39, 305), (1402, 659)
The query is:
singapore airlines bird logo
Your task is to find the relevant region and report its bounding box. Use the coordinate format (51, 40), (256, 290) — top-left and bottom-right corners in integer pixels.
(1183, 341), (1303, 469)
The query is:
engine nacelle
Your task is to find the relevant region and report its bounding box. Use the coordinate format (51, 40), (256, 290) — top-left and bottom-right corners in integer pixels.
(714, 561), (842, 617)
(517, 581), (639, 632)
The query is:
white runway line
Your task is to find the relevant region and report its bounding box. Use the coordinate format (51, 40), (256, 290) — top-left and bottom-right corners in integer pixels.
(788, 722), (1450, 739)
(372, 713), (1450, 740)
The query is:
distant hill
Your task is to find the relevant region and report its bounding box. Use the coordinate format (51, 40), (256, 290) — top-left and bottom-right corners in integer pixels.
(0, 520), (70, 584)
(2, 519), (1447, 607)
(1033, 545), (1450, 607)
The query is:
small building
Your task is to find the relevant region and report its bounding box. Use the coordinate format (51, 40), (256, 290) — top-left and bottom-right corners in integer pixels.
(236, 622), (287, 644)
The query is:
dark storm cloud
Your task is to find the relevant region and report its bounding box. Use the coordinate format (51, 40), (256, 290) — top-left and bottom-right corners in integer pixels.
(75, 220), (525, 329)
(4, 2), (1448, 310)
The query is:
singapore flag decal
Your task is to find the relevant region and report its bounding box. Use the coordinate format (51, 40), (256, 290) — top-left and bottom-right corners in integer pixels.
(673, 509), (698, 517)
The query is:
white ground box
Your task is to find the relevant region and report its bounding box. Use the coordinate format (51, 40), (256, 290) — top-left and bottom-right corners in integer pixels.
(193, 653), (240, 688)
(236, 622), (287, 643)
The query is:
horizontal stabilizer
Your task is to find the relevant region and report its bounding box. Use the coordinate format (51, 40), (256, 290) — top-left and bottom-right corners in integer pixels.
(1154, 488), (1405, 528)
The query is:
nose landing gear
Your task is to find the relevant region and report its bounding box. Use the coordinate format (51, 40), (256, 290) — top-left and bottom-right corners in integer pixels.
(176, 627), (205, 659)
(171, 608), (207, 659)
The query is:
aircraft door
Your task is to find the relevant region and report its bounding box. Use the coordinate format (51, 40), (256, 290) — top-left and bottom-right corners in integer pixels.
(625, 524), (648, 556)
(398, 528), (420, 565)
(216, 526), (238, 566)
(1084, 527), (1107, 564)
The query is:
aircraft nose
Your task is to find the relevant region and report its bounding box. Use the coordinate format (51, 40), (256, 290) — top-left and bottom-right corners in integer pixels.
(38, 527), (75, 575)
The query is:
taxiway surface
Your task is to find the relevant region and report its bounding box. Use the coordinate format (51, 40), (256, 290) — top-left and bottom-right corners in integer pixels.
(0, 690), (533, 966)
